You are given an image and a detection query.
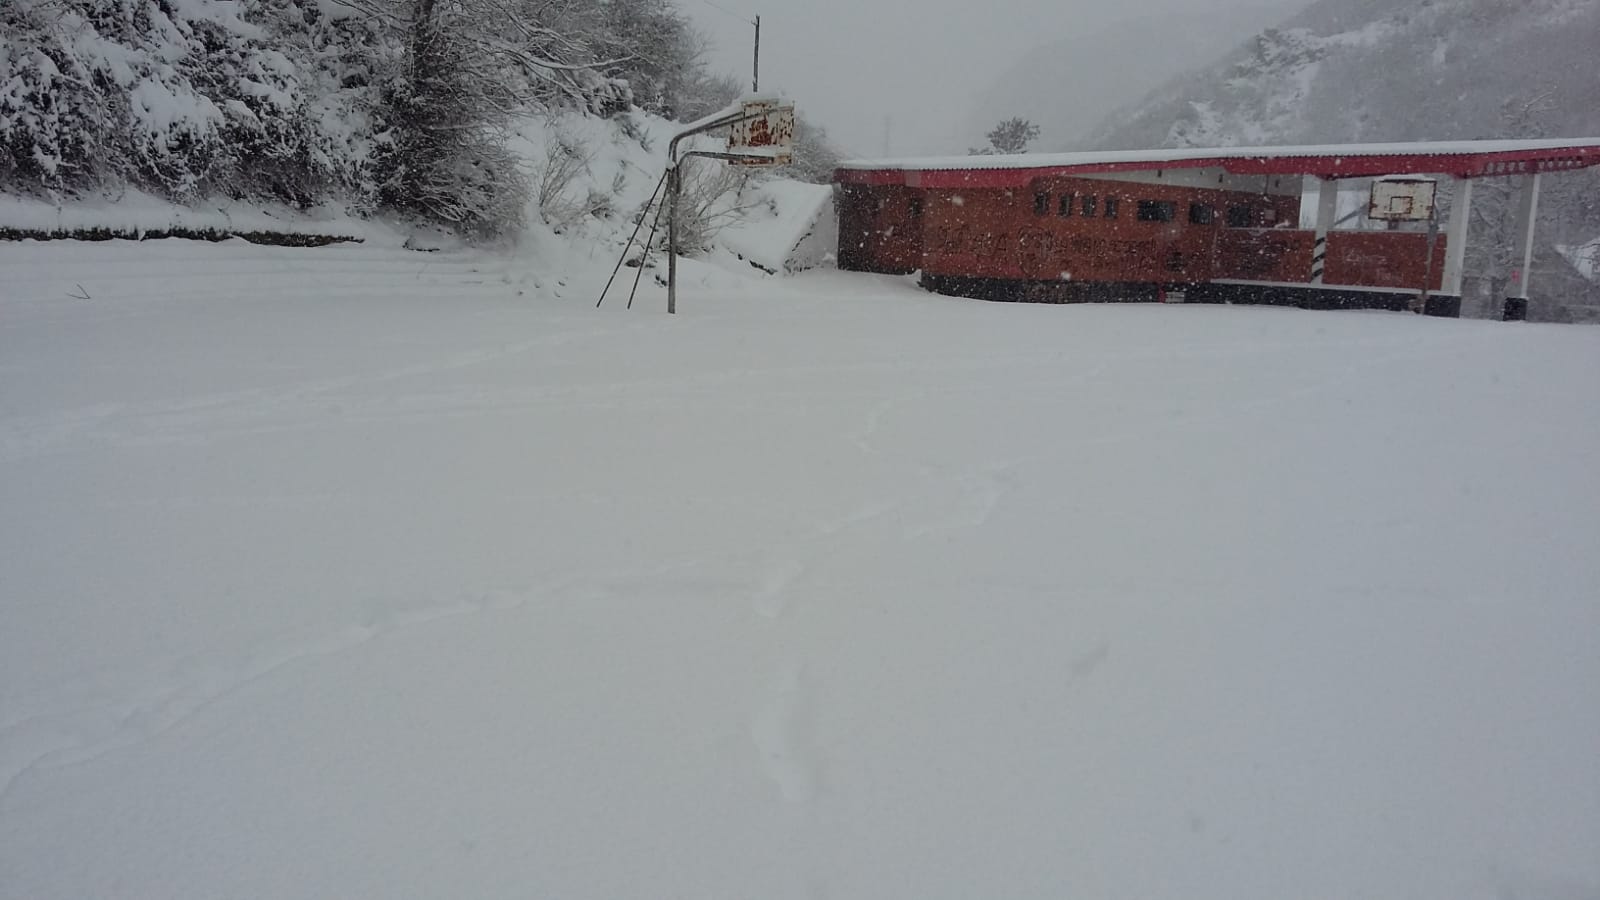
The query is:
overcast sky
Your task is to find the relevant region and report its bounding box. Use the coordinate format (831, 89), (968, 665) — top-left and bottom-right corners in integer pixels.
(685, 0), (1309, 157)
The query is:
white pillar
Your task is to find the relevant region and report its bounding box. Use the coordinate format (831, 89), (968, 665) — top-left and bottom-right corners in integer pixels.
(1509, 172), (1541, 300)
(1311, 177), (1338, 285)
(1440, 176), (1473, 298)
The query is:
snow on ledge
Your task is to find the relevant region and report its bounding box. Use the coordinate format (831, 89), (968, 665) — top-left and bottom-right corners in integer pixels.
(0, 191), (394, 242)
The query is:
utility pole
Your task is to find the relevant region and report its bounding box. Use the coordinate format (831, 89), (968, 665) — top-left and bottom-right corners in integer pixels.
(699, 2), (762, 94)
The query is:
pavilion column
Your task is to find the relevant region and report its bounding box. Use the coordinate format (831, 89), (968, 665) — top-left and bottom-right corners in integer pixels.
(1503, 172), (1541, 321)
(1440, 176), (1473, 302)
(1311, 177), (1338, 285)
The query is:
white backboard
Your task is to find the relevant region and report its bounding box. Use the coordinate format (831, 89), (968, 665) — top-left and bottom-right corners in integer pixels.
(1369, 178), (1438, 222)
(729, 99), (795, 167)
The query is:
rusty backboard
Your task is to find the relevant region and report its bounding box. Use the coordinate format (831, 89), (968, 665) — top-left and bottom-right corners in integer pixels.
(1369, 178), (1438, 222)
(728, 99), (795, 167)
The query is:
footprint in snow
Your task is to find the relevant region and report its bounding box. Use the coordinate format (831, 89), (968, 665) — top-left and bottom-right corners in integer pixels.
(752, 661), (818, 803)
(752, 559), (806, 619)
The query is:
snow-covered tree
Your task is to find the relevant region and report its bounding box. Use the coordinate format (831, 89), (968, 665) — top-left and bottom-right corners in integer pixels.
(587, 0), (706, 118)
(971, 117), (1040, 156)
(677, 71), (745, 125)
(362, 0), (521, 237)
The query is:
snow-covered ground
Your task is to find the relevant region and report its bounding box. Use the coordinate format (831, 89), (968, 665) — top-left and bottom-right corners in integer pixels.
(2, 238), (1598, 900)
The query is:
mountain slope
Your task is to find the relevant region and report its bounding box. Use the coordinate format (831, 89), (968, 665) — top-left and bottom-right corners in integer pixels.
(960, 2), (1306, 153)
(1082, 0), (1600, 150)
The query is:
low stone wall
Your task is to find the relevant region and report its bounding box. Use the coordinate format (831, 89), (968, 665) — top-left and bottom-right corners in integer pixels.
(0, 227), (360, 247)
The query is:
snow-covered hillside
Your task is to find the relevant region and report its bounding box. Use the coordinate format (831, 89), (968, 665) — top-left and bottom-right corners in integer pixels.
(1082, 0), (1600, 151)
(1, 0), (824, 241)
(0, 104), (835, 280)
(3, 237), (1598, 899)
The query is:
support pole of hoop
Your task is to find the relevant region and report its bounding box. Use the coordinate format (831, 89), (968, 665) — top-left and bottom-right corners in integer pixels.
(664, 104), (792, 314)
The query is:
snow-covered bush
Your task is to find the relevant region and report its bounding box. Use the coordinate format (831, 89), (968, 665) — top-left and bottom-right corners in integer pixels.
(0, 1), (129, 197)
(532, 132), (593, 229)
(670, 160), (758, 253)
(0, 0), (354, 204)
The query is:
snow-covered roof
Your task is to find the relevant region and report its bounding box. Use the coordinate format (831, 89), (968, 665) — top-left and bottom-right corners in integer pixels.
(837, 138), (1600, 186)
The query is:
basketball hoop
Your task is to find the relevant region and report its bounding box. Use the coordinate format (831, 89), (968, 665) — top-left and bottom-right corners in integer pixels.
(1369, 178), (1438, 222)
(727, 99), (796, 168)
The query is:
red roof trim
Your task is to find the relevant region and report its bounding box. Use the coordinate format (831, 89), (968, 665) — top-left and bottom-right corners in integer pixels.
(835, 169), (907, 186)
(835, 145), (1600, 188)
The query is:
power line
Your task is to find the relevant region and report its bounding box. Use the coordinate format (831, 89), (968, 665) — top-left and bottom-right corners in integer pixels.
(698, 0), (755, 25)
(696, 0), (761, 92)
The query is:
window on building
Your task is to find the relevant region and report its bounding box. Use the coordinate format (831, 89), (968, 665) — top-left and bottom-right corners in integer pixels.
(1226, 205), (1254, 228)
(1059, 194), (1074, 217)
(1082, 195), (1098, 217)
(1189, 203), (1216, 225)
(908, 196), (923, 218)
(1137, 200), (1176, 222)
(1103, 197), (1120, 219)
(1033, 192), (1050, 216)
